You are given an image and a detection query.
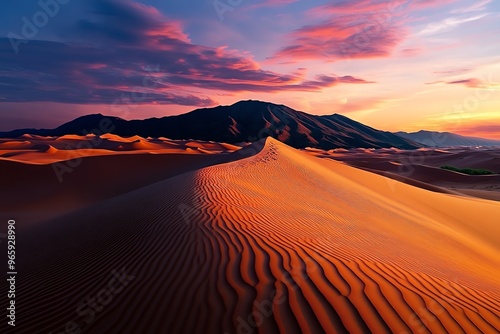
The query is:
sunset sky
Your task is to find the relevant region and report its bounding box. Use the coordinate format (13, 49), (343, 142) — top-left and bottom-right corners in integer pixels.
(1, 0), (499, 138)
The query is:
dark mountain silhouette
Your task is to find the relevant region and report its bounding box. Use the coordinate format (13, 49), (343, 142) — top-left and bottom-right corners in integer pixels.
(0, 100), (421, 149)
(396, 130), (500, 147)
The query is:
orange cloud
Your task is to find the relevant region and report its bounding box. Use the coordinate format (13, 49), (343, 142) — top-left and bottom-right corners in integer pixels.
(450, 124), (500, 139)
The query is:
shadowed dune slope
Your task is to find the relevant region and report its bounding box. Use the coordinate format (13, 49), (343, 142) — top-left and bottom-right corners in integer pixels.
(0, 135), (242, 163)
(0, 153), (231, 226)
(5, 138), (500, 334)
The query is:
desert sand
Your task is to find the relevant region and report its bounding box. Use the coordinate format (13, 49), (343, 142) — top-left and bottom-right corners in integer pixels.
(0, 135), (242, 226)
(1, 137), (499, 333)
(310, 147), (500, 202)
(0, 135), (240, 164)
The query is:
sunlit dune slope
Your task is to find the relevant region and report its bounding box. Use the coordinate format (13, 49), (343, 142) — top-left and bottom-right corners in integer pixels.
(8, 138), (500, 334)
(0, 135), (241, 163)
(314, 147), (500, 201)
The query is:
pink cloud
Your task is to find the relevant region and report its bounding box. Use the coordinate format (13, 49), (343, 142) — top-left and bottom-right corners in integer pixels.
(0, 0), (374, 107)
(271, 0), (459, 62)
(309, 0), (406, 15)
(272, 19), (406, 62)
(412, 0), (458, 9)
(399, 48), (422, 57)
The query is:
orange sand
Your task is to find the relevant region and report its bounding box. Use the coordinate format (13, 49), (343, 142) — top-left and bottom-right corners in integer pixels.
(3, 138), (499, 333)
(0, 135), (241, 164)
(312, 146), (500, 201)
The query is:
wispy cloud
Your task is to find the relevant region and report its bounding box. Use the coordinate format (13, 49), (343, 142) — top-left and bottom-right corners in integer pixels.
(451, 0), (492, 14)
(447, 78), (484, 88)
(433, 68), (471, 76)
(447, 78), (500, 89)
(418, 14), (487, 35)
(427, 77), (500, 89)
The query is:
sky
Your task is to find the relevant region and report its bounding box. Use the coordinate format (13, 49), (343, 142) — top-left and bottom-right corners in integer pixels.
(0, 0), (499, 138)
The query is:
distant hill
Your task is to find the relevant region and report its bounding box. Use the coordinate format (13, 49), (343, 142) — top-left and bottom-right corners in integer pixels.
(396, 130), (500, 147)
(0, 100), (421, 149)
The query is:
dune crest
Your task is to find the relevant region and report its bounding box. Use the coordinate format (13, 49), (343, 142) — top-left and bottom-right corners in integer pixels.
(0, 136), (242, 163)
(9, 138), (500, 334)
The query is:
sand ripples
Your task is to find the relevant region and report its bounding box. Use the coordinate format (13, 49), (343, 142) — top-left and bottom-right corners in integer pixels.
(5, 138), (499, 333)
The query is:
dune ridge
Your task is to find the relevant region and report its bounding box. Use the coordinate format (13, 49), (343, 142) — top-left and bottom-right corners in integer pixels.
(0, 135), (241, 164)
(5, 138), (499, 334)
(314, 147), (500, 201)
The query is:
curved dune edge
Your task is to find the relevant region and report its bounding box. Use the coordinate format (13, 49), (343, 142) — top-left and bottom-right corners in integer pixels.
(313, 146), (500, 202)
(7, 138), (500, 334)
(0, 136), (242, 164)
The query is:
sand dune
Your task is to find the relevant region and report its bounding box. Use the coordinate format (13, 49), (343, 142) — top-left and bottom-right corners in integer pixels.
(55, 134), (90, 141)
(318, 147), (500, 200)
(0, 140), (32, 148)
(0, 152), (235, 226)
(0, 136), (241, 163)
(5, 138), (499, 334)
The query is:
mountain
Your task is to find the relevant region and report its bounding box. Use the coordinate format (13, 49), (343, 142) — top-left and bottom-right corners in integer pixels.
(396, 130), (500, 147)
(0, 100), (421, 149)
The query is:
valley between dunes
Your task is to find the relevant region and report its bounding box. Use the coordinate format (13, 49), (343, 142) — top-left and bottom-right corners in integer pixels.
(2, 137), (500, 334)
